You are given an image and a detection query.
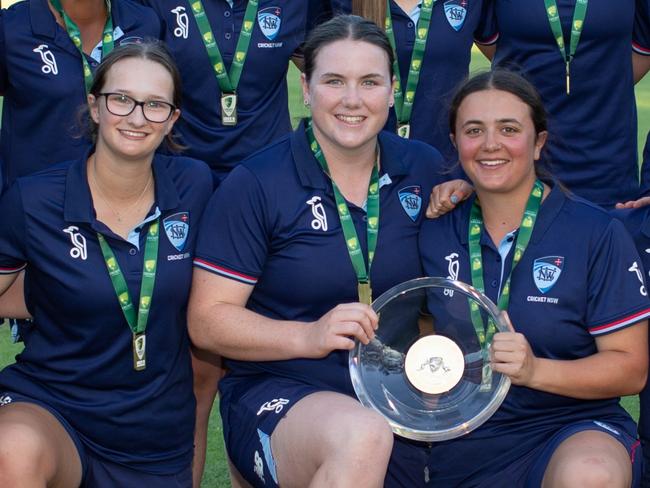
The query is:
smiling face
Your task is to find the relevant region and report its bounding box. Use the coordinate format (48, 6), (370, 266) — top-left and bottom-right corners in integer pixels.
(301, 38), (394, 158)
(452, 88), (547, 196)
(89, 57), (180, 162)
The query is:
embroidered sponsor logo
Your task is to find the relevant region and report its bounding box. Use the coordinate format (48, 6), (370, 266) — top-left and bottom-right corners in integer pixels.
(307, 196), (328, 231)
(533, 256), (564, 293)
(257, 7), (281, 41)
(0, 395), (12, 406)
(629, 261), (647, 296)
(398, 186), (422, 221)
(33, 44), (58, 75)
(444, 0), (468, 31)
(254, 450), (265, 482)
(444, 252), (460, 296)
(164, 212), (189, 252)
(63, 226), (87, 260)
(171, 6), (190, 39)
(257, 398), (290, 415)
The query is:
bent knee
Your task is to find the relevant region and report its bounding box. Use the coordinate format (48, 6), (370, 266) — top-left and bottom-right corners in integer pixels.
(546, 455), (630, 488)
(336, 410), (394, 456)
(0, 422), (53, 482)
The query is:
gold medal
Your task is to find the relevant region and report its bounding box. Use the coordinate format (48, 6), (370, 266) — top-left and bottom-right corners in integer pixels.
(133, 333), (146, 371)
(221, 93), (238, 126)
(397, 124), (410, 139)
(358, 282), (373, 305)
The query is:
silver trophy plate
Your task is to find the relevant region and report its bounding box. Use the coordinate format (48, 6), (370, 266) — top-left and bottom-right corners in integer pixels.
(349, 277), (511, 442)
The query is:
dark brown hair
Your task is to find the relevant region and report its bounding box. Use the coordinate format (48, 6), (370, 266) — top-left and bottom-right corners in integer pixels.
(86, 41), (184, 152)
(351, 0), (387, 30)
(303, 14), (394, 82)
(449, 69), (548, 138)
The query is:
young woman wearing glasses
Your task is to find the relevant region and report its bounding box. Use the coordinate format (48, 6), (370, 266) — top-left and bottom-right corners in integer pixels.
(0, 42), (212, 488)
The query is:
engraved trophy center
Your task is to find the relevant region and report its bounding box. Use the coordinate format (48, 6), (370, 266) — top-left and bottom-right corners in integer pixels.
(404, 335), (465, 394)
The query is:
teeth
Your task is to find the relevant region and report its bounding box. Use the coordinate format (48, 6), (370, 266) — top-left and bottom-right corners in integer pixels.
(337, 115), (364, 123)
(479, 159), (507, 167)
(120, 130), (146, 137)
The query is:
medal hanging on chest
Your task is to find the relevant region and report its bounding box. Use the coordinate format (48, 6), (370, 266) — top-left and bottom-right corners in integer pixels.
(306, 120), (380, 305)
(188, 0), (259, 125)
(385, 0), (436, 137)
(467, 180), (543, 390)
(97, 219), (160, 371)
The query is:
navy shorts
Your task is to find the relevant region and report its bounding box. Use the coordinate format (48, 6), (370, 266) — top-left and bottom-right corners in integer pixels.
(220, 375), (432, 488)
(0, 392), (192, 488)
(472, 420), (642, 488)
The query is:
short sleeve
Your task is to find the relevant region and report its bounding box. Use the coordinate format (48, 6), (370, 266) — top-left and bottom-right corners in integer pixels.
(0, 11), (8, 94)
(0, 182), (28, 273)
(474, 0), (498, 45)
(634, 0), (650, 55)
(193, 165), (269, 285)
(586, 218), (650, 335)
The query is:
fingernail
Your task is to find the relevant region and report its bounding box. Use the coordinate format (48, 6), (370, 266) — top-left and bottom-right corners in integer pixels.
(450, 195), (459, 204)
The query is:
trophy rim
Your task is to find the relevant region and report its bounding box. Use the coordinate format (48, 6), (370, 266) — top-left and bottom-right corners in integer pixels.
(349, 276), (512, 442)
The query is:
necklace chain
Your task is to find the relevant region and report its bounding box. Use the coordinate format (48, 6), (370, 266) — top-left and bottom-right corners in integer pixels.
(90, 155), (153, 223)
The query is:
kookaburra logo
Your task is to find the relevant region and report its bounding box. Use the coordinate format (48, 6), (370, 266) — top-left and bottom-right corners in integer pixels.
(306, 196), (328, 231)
(33, 44), (58, 75)
(171, 6), (189, 38)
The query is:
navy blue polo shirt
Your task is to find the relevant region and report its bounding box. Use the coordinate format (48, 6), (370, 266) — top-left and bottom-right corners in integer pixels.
(481, 1), (642, 208)
(141, 0), (307, 180)
(420, 185), (650, 486)
(385, 0), (492, 162)
(0, 152), (212, 474)
(194, 122), (448, 395)
(0, 0), (163, 189)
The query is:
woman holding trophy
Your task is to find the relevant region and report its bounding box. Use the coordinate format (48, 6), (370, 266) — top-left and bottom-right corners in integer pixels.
(188, 14), (451, 488)
(419, 70), (650, 487)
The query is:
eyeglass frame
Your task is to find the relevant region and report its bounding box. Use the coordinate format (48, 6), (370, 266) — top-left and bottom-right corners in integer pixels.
(97, 92), (177, 123)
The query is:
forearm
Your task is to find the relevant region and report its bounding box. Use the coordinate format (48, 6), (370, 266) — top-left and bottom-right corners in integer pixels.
(188, 302), (311, 361)
(192, 349), (222, 488)
(527, 350), (647, 399)
(0, 271), (29, 319)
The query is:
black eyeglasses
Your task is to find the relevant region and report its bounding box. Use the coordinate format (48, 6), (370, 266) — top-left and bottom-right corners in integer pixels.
(98, 92), (176, 123)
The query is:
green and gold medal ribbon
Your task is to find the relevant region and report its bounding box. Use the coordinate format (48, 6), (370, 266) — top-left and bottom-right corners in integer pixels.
(306, 119), (380, 305)
(468, 180), (543, 388)
(385, 0), (436, 138)
(543, 0), (588, 94)
(49, 0), (114, 94)
(188, 0), (259, 125)
(97, 219), (160, 371)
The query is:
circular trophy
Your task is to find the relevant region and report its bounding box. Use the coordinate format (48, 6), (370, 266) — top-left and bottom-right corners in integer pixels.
(349, 277), (511, 442)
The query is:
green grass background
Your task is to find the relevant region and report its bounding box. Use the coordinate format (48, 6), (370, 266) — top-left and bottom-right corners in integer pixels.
(0, 49), (649, 486)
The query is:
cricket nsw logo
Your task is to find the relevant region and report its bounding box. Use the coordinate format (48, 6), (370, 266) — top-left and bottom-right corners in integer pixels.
(63, 226), (87, 260)
(33, 44), (58, 75)
(533, 256), (564, 293)
(257, 7), (282, 40)
(171, 6), (189, 39)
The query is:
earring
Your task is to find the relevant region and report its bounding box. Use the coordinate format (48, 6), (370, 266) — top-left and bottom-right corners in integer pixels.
(389, 101), (394, 108)
(304, 99), (310, 107)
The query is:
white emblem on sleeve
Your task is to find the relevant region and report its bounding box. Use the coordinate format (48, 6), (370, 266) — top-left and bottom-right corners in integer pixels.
(33, 44), (58, 75)
(171, 6), (189, 39)
(628, 261), (647, 296)
(254, 450), (265, 482)
(307, 196), (328, 231)
(444, 253), (459, 296)
(63, 226), (87, 260)
(257, 398), (290, 415)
